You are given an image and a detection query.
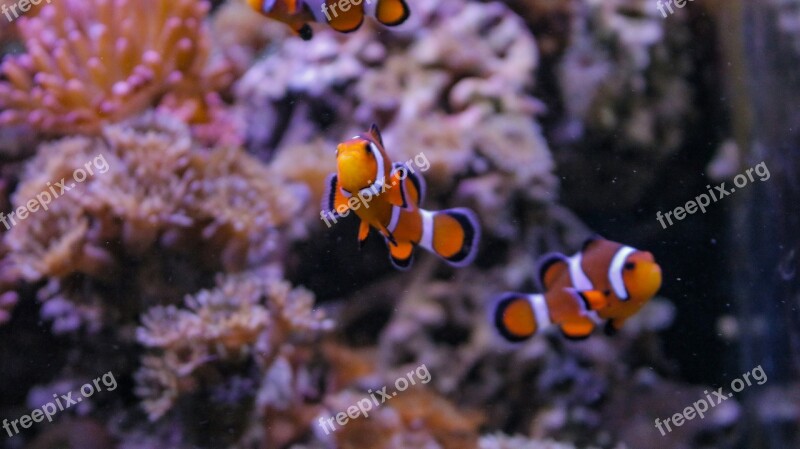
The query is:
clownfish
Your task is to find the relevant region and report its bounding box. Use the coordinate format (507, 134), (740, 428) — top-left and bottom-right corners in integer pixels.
(492, 237), (662, 341)
(245, 0), (410, 40)
(323, 125), (480, 270)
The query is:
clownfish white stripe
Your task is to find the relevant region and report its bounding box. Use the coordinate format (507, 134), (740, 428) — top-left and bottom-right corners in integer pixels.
(387, 206), (401, 233)
(569, 253), (594, 291)
(418, 209), (434, 252)
(358, 142), (385, 198)
(527, 294), (552, 329)
(609, 246), (636, 300)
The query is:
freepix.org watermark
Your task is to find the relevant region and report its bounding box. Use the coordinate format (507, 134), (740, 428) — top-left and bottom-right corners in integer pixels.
(654, 365), (767, 436)
(3, 371), (117, 438)
(317, 364), (432, 435)
(320, 152), (430, 228)
(1, 0), (51, 23)
(656, 161), (770, 230)
(0, 154), (109, 231)
(656, 0), (696, 18)
(321, 0), (374, 22)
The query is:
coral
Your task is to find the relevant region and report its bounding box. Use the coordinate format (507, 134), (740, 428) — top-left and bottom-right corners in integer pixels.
(0, 0), (233, 135)
(0, 113), (305, 332)
(319, 388), (483, 449)
(135, 267), (332, 421)
(551, 0), (696, 211)
(479, 434), (583, 449)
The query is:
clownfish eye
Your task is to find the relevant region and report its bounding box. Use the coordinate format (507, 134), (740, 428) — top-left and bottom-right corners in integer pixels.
(624, 262), (636, 270)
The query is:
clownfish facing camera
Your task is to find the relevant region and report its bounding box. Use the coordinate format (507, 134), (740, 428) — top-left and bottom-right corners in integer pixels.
(492, 237), (662, 341)
(245, 0), (410, 40)
(323, 125), (480, 270)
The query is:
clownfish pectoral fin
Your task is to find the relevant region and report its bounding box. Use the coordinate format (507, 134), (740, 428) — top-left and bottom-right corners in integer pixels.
(385, 176), (406, 207)
(536, 252), (569, 291)
(565, 288), (610, 311)
(326, 0), (365, 33)
(492, 293), (541, 343)
(418, 208), (480, 267)
(560, 318), (596, 340)
(388, 241), (414, 270)
(358, 221), (370, 249)
(375, 0), (410, 26)
(322, 174), (350, 218)
(392, 162), (425, 208)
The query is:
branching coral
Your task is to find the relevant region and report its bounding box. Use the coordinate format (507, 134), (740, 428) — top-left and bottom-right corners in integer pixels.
(0, 0), (233, 135)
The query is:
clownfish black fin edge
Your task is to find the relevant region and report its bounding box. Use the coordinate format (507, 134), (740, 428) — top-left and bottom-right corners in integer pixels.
(491, 293), (536, 343)
(439, 208), (481, 267)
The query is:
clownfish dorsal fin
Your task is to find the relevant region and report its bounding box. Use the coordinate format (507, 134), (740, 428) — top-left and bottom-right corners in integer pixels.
(581, 234), (604, 253)
(369, 124), (384, 146)
(536, 252), (569, 292)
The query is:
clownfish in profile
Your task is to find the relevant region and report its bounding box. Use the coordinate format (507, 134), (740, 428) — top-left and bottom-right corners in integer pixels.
(492, 237), (662, 341)
(245, 0), (410, 40)
(322, 125), (480, 270)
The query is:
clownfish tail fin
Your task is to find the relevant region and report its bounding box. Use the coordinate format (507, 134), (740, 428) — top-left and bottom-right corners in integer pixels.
(418, 208), (480, 267)
(491, 293), (545, 343)
(375, 0), (410, 26)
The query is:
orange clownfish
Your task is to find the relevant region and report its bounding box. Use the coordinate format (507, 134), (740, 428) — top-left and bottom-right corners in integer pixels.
(492, 237), (662, 341)
(245, 0), (410, 40)
(322, 125), (480, 270)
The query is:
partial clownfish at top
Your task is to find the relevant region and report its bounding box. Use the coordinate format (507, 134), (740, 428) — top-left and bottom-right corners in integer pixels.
(492, 237), (662, 341)
(323, 124), (480, 270)
(245, 0), (410, 40)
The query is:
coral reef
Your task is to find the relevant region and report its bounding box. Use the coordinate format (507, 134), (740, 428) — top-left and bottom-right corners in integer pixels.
(0, 113), (305, 333)
(135, 267), (331, 425)
(0, 0), (777, 448)
(0, 0), (233, 135)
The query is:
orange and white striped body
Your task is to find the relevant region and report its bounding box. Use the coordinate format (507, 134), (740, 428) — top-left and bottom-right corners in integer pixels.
(323, 125), (480, 270)
(493, 238), (662, 341)
(245, 0), (410, 40)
